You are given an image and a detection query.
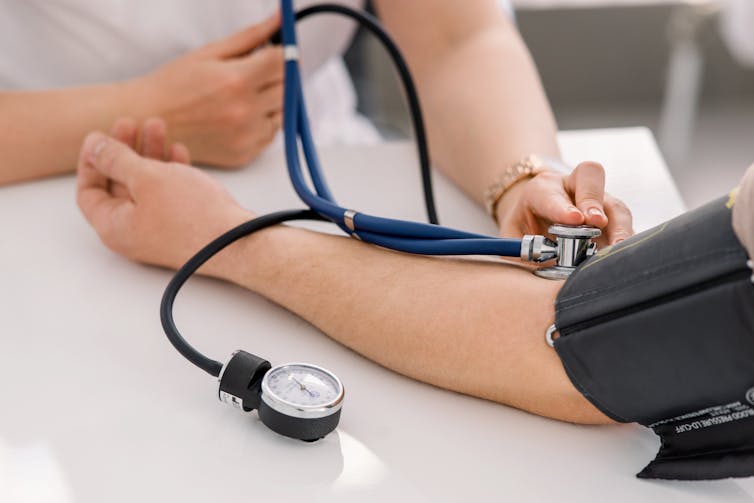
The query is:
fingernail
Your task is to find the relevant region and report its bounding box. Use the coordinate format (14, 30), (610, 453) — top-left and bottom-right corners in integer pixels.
(588, 207), (605, 218)
(614, 238), (626, 245)
(87, 139), (108, 165)
(567, 205), (582, 214)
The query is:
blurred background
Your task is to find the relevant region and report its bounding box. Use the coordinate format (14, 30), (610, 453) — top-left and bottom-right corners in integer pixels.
(343, 0), (754, 209)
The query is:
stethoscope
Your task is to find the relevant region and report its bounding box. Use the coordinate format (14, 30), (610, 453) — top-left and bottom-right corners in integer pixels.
(160, 0), (601, 442)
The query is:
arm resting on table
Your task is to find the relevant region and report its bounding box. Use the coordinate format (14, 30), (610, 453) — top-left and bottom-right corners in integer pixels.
(213, 225), (610, 425)
(76, 131), (611, 426)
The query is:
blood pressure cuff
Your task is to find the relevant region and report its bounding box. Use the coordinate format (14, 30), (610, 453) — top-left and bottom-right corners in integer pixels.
(553, 195), (754, 480)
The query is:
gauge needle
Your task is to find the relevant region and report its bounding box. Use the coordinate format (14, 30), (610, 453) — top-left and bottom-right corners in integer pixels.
(291, 376), (316, 397)
(292, 376), (306, 390)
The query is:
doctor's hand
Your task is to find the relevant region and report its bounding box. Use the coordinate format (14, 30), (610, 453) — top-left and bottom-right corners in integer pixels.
(76, 130), (253, 275)
(494, 161), (634, 247)
(127, 13), (284, 169)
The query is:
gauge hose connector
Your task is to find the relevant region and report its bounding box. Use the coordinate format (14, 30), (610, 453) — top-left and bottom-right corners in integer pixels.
(217, 350), (271, 412)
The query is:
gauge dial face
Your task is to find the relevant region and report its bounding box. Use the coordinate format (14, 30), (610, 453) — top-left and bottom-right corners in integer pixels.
(263, 364), (343, 410)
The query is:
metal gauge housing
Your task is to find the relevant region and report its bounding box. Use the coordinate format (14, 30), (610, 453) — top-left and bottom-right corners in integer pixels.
(259, 363), (344, 441)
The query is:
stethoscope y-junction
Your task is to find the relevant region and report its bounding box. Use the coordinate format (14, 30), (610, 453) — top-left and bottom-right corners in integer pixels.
(160, 0), (601, 442)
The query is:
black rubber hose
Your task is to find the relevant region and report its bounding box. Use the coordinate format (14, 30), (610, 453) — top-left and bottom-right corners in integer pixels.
(160, 209), (326, 377)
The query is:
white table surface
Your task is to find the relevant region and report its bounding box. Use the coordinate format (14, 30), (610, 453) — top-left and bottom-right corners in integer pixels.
(3, 127), (752, 502)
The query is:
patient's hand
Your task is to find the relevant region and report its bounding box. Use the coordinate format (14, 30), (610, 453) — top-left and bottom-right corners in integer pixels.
(495, 161), (634, 247)
(76, 127), (253, 275)
(109, 117), (191, 164)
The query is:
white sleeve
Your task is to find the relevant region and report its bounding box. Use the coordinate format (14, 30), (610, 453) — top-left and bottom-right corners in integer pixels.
(499, 0), (515, 19)
(296, 0), (365, 76)
(720, 0), (754, 66)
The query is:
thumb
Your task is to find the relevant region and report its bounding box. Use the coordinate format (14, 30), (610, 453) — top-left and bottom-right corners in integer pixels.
(80, 131), (147, 191)
(200, 12), (281, 59)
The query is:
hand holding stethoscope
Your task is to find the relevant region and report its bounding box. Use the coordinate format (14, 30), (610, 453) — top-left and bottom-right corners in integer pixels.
(494, 160), (634, 248)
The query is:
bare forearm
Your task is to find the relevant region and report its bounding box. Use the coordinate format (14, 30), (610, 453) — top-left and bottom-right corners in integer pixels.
(0, 82), (145, 185)
(421, 29), (559, 203)
(214, 225), (608, 424)
(75, 132), (614, 424)
(376, 0), (559, 204)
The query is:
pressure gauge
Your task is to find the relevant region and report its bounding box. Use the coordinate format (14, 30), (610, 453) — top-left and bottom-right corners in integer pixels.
(217, 352), (344, 442)
(259, 363), (344, 442)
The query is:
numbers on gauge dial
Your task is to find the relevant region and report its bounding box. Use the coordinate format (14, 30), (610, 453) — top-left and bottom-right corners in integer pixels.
(266, 366), (340, 407)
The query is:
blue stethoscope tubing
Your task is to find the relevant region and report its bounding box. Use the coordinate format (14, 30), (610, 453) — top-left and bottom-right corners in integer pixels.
(279, 0), (523, 258)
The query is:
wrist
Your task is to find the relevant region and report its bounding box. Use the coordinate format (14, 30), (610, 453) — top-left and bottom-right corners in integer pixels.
(486, 154), (570, 226)
(199, 207), (256, 281)
(484, 155), (545, 225)
(119, 73), (164, 121)
(494, 176), (529, 228)
(123, 70), (198, 153)
(206, 211), (313, 292)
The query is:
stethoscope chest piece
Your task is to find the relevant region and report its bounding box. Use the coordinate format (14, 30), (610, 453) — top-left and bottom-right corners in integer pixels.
(534, 224), (601, 280)
(218, 352), (344, 442)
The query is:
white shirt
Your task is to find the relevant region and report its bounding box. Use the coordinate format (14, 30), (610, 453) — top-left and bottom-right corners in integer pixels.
(0, 0), (514, 145)
(0, 0), (379, 144)
(721, 0), (754, 67)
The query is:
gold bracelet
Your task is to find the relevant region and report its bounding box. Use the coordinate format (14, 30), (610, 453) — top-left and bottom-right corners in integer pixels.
(484, 156), (542, 224)
(484, 154), (571, 224)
